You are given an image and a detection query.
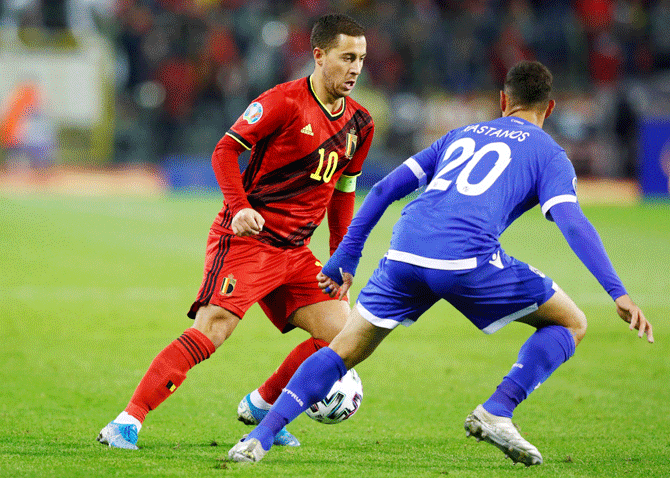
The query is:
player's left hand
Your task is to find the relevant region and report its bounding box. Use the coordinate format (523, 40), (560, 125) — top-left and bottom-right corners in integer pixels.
(317, 270), (353, 300)
(615, 294), (654, 343)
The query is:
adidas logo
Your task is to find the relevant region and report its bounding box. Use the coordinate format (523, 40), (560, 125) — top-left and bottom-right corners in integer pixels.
(301, 124), (314, 136)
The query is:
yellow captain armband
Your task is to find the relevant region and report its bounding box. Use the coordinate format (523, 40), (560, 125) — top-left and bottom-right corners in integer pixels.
(335, 174), (358, 193)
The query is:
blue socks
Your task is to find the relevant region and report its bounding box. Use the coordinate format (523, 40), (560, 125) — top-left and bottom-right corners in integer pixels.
(484, 325), (576, 418)
(246, 347), (347, 450)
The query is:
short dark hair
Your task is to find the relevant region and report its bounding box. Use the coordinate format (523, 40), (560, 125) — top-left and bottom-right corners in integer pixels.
(310, 13), (365, 51)
(504, 61), (553, 110)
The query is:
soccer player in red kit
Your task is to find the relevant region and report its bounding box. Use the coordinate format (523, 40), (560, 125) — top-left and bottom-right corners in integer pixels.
(97, 13), (374, 449)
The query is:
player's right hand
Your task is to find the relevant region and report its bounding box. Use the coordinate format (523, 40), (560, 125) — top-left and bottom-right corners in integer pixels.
(615, 294), (654, 343)
(231, 208), (265, 236)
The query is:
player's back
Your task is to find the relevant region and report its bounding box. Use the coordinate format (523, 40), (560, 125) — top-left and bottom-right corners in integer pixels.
(391, 116), (576, 261)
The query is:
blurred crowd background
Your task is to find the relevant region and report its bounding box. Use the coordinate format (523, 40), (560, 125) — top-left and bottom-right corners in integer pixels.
(1, 0), (670, 190)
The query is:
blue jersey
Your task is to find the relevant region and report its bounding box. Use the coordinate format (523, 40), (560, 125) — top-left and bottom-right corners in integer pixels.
(390, 116), (577, 265)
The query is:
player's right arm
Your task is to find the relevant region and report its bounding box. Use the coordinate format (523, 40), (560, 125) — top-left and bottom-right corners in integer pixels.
(320, 136), (447, 298)
(319, 160), (422, 299)
(212, 91), (287, 236)
(210, 134), (264, 236)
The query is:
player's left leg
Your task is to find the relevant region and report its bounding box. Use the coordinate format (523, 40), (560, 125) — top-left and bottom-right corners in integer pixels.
(480, 285), (585, 420)
(447, 253), (586, 465)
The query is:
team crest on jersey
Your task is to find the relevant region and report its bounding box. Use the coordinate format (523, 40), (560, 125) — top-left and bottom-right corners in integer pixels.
(345, 129), (358, 159)
(243, 102), (263, 124)
(221, 274), (237, 296)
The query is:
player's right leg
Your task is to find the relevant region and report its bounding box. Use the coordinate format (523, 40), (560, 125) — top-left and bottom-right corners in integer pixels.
(236, 300), (350, 447)
(97, 304), (240, 449)
(236, 247), (348, 446)
(229, 308), (391, 462)
(230, 258), (428, 462)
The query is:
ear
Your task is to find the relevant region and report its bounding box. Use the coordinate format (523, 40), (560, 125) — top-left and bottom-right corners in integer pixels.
(544, 99), (556, 119)
(499, 91), (507, 114)
(313, 47), (325, 66)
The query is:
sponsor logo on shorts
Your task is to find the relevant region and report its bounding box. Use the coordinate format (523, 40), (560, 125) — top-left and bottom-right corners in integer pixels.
(243, 102), (263, 124)
(221, 274), (237, 295)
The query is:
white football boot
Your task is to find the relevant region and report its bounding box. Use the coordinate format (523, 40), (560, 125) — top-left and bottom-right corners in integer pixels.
(228, 437), (267, 463)
(464, 404), (543, 466)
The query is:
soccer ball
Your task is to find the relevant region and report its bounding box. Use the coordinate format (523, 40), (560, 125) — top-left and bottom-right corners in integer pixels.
(305, 369), (363, 425)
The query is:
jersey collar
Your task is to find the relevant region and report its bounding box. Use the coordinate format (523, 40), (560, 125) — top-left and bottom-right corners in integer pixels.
(307, 76), (346, 121)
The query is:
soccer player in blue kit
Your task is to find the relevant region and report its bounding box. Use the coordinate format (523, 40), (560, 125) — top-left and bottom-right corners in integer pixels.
(228, 61), (654, 466)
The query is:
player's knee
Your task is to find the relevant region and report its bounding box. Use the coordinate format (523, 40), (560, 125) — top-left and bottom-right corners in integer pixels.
(570, 308), (587, 345)
(193, 304), (240, 348)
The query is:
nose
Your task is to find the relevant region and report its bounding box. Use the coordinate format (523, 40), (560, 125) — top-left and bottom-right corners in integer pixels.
(350, 59), (363, 75)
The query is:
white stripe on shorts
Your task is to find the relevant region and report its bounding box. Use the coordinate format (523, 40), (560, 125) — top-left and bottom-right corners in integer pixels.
(481, 280), (559, 334)
(481, 302), (539, 334)
(481, 281), (559, 334)
(356, 302), (414, 330)
(386, 250), (477, 270)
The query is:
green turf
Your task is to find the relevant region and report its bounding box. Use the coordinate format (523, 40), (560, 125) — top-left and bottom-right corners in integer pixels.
(1, 192), (668, 477)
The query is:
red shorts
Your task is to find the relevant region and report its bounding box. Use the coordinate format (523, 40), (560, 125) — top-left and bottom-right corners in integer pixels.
(188, 230), (333, 333)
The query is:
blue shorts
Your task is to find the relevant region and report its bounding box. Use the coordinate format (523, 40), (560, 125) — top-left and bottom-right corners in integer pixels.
(356, 250), (556, 334)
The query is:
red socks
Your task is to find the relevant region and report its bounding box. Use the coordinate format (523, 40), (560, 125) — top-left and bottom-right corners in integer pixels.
(124, 331), (327, 421)
(125, 328), (215, 422)
(258, 337), (329, 404)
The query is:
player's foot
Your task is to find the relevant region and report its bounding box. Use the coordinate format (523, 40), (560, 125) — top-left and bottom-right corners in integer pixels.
(464, 404), (542, 466)
(237, 394), (300, 447)
(228, 437), (268, 463)
(97, 422), (139, 450)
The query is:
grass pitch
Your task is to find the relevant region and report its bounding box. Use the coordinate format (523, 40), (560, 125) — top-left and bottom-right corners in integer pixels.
(1, 192), (668, 477)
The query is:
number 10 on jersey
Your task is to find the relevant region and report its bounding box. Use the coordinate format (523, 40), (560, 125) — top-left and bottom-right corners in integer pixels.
(311, 148), (339, 183)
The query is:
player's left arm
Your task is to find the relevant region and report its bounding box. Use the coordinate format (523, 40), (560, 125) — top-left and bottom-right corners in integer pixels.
(328, 188), (356, 256)
(327, 120), (375, 255)
(549, 201), (653, 343)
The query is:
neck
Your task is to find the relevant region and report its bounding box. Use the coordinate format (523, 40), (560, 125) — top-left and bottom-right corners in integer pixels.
(504, 107), (545, 128)
(310, 74), (344, 113)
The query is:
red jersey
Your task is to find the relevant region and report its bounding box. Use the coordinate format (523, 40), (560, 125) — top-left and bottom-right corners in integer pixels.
(212, 76), (374, 248)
